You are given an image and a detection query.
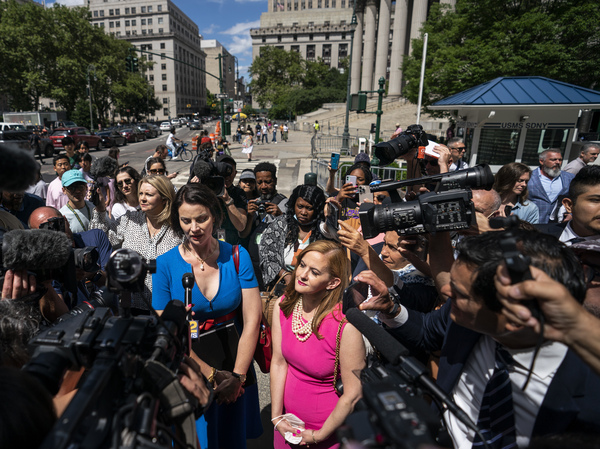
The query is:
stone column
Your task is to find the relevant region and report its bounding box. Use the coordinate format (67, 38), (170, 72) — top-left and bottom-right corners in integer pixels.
(361, 0), (377, 96)
(409, 0), (428, 54)
(387, 0), (408, 97)
(350, 11), (363, 94)
(373, 0), (391, 91)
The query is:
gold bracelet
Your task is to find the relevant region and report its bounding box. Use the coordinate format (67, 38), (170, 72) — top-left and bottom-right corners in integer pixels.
(207, 367), (217, 386)
(311, 430), (317, 444)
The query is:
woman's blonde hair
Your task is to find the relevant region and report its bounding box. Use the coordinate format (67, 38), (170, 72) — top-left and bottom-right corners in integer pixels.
(139, 175), (175, 226)
(280, 240), (349, 338)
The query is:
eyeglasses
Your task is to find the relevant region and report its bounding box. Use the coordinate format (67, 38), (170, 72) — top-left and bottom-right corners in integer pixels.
(424, 158), (438, 167)
(117, 178), (134, 188)
(149, 169), (166, 175)
(452, 146), (466, 152)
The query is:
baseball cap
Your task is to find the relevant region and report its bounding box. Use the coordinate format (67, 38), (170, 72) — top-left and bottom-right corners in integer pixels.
(61, 170), (87, 187)
(239, 169), (256, 181)
(354, 152), (371, 165)
(217, 154), (236, 167)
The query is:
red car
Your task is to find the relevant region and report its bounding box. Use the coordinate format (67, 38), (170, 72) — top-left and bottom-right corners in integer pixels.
(50, 127), (102, 151)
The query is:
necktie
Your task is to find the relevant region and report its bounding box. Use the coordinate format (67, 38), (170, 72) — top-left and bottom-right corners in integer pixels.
(472, 344), (517, 449)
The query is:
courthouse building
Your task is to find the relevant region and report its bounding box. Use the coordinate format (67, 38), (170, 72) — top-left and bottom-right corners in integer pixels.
(250, 0), (456, 98)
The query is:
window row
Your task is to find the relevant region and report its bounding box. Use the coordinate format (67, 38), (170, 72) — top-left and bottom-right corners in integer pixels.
(93, 5), (163, 17)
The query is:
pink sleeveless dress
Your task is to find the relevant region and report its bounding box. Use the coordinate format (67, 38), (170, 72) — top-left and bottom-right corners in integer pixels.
(274, 303), (347, 449)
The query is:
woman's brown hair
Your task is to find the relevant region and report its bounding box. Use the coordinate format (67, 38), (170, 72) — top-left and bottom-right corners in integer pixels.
(493, 162), (532, 205)
(280, 240), (349, 338)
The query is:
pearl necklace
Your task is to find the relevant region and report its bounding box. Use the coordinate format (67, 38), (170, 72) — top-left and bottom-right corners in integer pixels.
(292, 297), (313, 342)
(187, 241), (218, 271)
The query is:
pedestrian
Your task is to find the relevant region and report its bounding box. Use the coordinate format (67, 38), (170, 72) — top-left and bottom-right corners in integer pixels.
(242, 130), (254, 162)
(262, 123), (269, 144)
(282, 123), (289, 142)
(29, 129), (44, 164)
(313, 120), (320, 134)
(272, 123), (278, 144)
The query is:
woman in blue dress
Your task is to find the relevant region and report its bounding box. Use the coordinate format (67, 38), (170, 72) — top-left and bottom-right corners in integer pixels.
(153, 183), (263, 448)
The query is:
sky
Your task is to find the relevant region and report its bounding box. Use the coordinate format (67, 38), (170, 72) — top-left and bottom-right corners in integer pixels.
(43, 0), (263, 81)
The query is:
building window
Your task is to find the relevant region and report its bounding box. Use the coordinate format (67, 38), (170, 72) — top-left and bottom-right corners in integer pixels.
(293, 34), (297, 41)
(132, 30), (137, 35)
(141, 6), (146, 13)
(162, 85), (167, 91)
(116, 31), (120, 36)
(307, 44), (315, 60)
(115, 8), (120, 14)
(325, 33), (329, 40)
(125, 30), (130, 35)
(158, 17), (163, 24)
(325, 0), (328, 7)
(332, 0), (335, 6)
(125, 20), (130, 26)
(309, 34), (313, 40)
(521, 129), (569, 165)
(147, 60), (152, 67)
(341, 0), (345, 6)
(125, 7), (129, 14)
(160, 43), (165, 49)
(338, 43), (348, 59)
(291, 45), (300, 52)
(308, 21), (314, 26)
(148, 6), (152, 12)
(477, 129), (522, 165)
(163, 98), (168, 104)
(161, 63), (166, 69)
(116, 21), (120, 26)
(324, 21), (329, 26)
(109, 21), (114, 27)
(100, 22), (105, 28)
(342, 32), (346, 39)
(161, 53), (166, 59)
(99, 10), (104, 16)
(142, 29), (147, 34)
(109, 9), (113, 15)
(157, 5), (162, 11)
(277, 35), (282, 42)
(93, 10), (98, 17)
(318, 0), (322, 7)
(132, 20), (136, 26)
(262, 37), (266, 43)
(159, 28), (163, 33)
(163, 108), (169, 115)
(149, 75), (154, 81)
(148, 18), (152, 24)
(301, 0), (305, 8)
(162, 74), (167, 80)
(322, 44), (331, 58)
(131, 7), (136, 13)
(141, 19), (146, 25)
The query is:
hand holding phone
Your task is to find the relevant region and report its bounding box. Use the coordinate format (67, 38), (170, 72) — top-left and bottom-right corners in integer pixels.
(330, 152), (340, 171)
(346, 175), (357, 187)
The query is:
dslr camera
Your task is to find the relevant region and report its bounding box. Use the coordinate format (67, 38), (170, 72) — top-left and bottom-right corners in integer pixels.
(374, 124), (429, 166)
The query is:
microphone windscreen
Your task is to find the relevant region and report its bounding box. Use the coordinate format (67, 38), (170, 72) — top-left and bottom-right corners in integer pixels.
(182, 273), (195, 289)
(192, 160), (214, 183)
(2, 229), (72, 270)
(161, 299), (187, 334)
(90, 156), (118, 179)
(0, 144), (37, 192)
(345, 307), (409, 364)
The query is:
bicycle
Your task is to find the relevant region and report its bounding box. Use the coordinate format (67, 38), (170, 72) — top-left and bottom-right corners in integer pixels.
(168, 142), (193, 162)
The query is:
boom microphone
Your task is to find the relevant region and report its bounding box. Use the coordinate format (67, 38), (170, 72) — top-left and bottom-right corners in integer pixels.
(192, 159), (214, 182)
(90, 156), (118, 180)
(0, 144), (38, 192)
(2, 229), (72, 270)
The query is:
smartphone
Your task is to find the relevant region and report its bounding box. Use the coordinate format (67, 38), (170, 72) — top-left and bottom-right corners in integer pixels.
(331, 152), (341, 170)
(357, 184), (373, 203)
(346, 175), (357, 187)
(326, 203), (339, 232)
(342, 280), (369, 314)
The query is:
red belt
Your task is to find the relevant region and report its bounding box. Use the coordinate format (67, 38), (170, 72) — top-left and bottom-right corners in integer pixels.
(197, 310), (237, 332)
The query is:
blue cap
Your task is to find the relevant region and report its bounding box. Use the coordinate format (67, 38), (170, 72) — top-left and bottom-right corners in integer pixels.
(61, 169), (87, 187)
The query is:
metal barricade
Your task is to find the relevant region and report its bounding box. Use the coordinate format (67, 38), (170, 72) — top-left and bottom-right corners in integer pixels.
(311, 158), (407, 192)
(311, 134), (359, 158)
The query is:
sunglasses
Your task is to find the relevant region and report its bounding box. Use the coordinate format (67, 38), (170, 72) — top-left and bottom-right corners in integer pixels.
(149, 169), (166, 175)
(424, 158), (438, 167)
(117, 178), (134, 188)
(452, 146), (466, 151)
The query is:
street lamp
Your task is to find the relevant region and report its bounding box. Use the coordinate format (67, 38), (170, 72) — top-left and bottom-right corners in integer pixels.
(87, 64), (96, 131)
(341, 11), (358, 155)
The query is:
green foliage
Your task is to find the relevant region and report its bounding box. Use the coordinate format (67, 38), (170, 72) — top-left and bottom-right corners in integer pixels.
(242, 104), (257, 116)
(0, 1), (157, 124)
(403, 0), (600, 113)
(249, 47), (348, 118)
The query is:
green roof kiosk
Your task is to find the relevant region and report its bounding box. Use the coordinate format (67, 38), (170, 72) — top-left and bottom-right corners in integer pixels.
(429, 77), (600, 172)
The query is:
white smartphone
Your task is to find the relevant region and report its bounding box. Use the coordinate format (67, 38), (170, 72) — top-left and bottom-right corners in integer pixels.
(346, 175), (357, 186)
(357, 185), (373, 203)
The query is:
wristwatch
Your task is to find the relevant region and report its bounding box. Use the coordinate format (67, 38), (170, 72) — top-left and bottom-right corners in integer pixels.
(232, 372), (247, 385)
(225, 198), (235, 206)
(384, 285), (402, 318)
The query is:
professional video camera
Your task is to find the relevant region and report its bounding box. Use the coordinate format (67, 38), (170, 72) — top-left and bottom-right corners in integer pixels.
(374, 124), (429, 166)
(24, 248), (204, 449)
(191, 159), (232, 196)
(359, 165), (494, 238)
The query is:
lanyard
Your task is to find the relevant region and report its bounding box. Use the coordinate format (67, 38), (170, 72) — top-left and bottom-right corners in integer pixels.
(67, 202), (90, 230)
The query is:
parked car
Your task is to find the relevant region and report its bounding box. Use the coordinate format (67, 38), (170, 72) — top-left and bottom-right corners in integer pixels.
(160, 121), (172, 132)
(97, 130), (127, 147)
(120, 127), (147, 143)
(190, 120), (202, 131)
(150, 123), (162, 135)
(49, 127), (102, 151)
(138, 124), (158, 139)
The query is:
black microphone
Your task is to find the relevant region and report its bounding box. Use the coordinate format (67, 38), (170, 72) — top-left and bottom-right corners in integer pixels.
(182, 273), (194, 318)
(0, 144), (38, 191)
(2, 229), (72, 270)
(90, 156), (119, 180)
(345, 307), (479, 436)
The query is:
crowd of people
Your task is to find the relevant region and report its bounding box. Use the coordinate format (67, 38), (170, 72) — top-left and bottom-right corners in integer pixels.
(2, 128), (600, 449)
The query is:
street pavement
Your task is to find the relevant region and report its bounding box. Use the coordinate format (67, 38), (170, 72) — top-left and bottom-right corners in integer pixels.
(39, 123), (317, 449)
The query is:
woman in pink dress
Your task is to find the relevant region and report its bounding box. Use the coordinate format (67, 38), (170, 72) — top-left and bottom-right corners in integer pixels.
(271, 240), (365, 448)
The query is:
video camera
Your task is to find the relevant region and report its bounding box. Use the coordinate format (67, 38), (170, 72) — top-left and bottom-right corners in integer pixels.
(24, 248), (202, 449)
(359, 165), (494, 238)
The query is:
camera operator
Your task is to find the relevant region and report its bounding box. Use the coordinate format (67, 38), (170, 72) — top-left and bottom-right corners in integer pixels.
(28, 206), (112, 309)
(356, 230), (600, 448)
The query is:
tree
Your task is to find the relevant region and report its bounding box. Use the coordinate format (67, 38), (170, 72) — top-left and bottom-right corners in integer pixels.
(402, 0), (600, 113)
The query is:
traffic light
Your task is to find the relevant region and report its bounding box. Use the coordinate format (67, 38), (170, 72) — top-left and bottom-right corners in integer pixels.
(126, 55), (132, 72)
(350, 93), (367, 112)
(370, 123), (376, 134)
(132, 57), (139, 72)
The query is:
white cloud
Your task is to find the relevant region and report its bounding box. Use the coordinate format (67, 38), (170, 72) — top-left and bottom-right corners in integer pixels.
(202, 24), (219, 35)
(52, 0), (84, 5)
(221, 20), (260, 36)
(228, 35), (253, 56)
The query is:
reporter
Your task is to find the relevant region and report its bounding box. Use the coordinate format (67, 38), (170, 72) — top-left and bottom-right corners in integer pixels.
(112, 166), (141, 220)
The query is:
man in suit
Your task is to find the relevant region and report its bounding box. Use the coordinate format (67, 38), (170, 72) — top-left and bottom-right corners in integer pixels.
(537, 165), (600, 244)
(527, 149), (575, 224)
(356, 230), (600, 448)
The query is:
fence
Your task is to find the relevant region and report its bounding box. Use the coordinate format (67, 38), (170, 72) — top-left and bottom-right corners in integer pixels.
(311, 158), (407, 192)
(310, 134), (360, 157)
